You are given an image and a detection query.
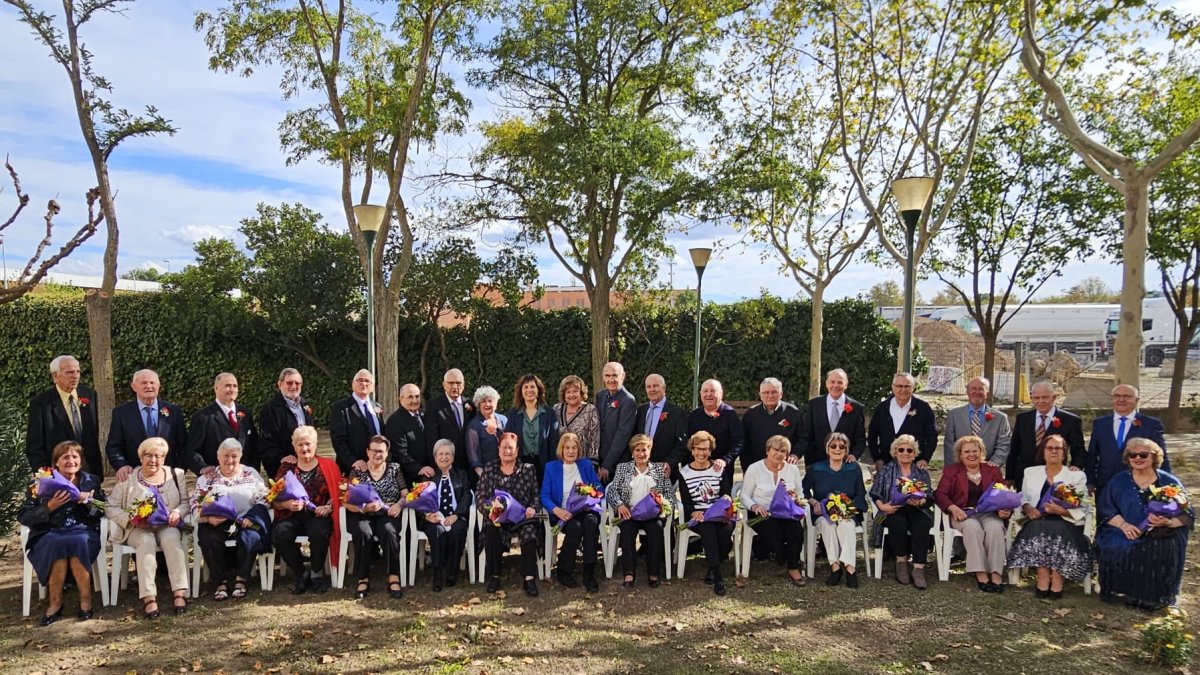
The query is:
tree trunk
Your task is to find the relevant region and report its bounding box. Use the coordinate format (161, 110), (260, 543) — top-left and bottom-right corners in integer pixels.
(808, 282), (826, 399)
(1164, 330), (1192, 432)
(1114, 179), (1149, 388)
(84, 290), (114, 475)
(375, 298), (400, 414)
(981, 326), (997, 404)
(590, 279), (612, 394)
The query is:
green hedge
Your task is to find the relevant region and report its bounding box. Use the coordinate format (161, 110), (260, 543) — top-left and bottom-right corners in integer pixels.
(0, 292), (901, 421)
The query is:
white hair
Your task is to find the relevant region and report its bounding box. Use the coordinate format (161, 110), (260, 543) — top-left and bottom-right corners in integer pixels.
(473, 386), (500, 405)
(49, 355), (78, 375)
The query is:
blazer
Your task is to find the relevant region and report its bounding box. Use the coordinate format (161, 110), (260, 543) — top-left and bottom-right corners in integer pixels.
(796, 396), (867, 467)
(428, 467), (472, 520)
(503, 406), (561, 468)
(1085, 412), (1168, 491)
(540, 459), (602, 523)
(106, 399), (188, 473)
(385, 407), (429, 484)
(424, 394), (476, 470)
(329, 395), (386, 474)
(106, 467), (189, 544)
(184, 401), (257, 475)
(867, 396), (938, 465)
(1006, 407), (1085, 489)
(934, 461), (1005, 513)
(740, 400), (803, 469)
(633, 398), (687, 471)
(942, 404), (1011, 466)
(608, 461), (675, 511)
(596, 386), (637, 474)
(25, 385), (102, 477)
(1020, 465), (1087, 526)
(257, 392), (314, 476)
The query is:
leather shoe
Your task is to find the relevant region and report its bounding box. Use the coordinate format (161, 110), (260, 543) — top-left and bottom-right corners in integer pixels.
(1035, 587), (1050, 599)
(39, 608), (63, 627)
(825, 568), (843, 586)
(444, 573), (457, 588)
(1049, 590), (1063, 600)
(622, 576), (635, 588)
(911, 567), (927, 590)
(486, 576), (501, 593)
(713, 579), (726, 596)
(703, 569), (714, 585)
(389, 581), (404, 599)
(895, 561), (910, 585)
(846, 571), (859, 589)
(583, 574), (599, 593)
(992, 582), (1005, 594)
(310, 576), (331, 594)
(558, 572), (578, 588)
(523, 579), (539, 597)
(354, 580), (370, 600)
(291, 575), (309, 595)
(76, 608), (94, 621)
(648, 577), (661, 589)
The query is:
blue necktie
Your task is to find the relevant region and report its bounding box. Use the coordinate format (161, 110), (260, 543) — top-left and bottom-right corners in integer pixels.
(143, 406), (157, 437)
(1116, 416), (1128, 447)
(646, 403), (659, 437)
(363, 402), (378, 435)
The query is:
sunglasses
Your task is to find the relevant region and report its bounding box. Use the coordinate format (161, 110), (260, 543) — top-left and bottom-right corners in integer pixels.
(1128, 451), (1152, 460)
(895, 447), (916, 454)
(828, 443), (847, 449)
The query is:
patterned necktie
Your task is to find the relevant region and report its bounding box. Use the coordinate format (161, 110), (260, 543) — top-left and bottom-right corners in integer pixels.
(439, 476), (453, 516)
(829, 400), (840, 431)
(1116, 416), (1128, 447)
(970, 409), (981, 436)
(415, 411), (424, 432)
(453, 401), (463, 428)
(646, 403), (659, 436)
(144, 405), (158, 437)
(68, 395), (82, 437)
(1034, 414), (1046, 448)
(228, 409), (240, 434)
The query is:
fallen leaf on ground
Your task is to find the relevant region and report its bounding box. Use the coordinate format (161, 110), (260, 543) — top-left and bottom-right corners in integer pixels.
(468, 596), (483, 604)
(510, 607), (526, 616)
(318, 655), (336, 664)
(301, 630), (315, 639)
(1053, 608), (1072, 617)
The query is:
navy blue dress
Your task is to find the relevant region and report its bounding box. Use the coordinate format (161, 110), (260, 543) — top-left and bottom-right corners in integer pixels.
(17, 472), (105, 585)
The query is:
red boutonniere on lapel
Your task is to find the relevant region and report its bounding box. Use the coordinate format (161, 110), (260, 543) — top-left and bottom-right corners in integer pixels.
(78, 397), (90, 407)
(658, 411), (668, 422)
(159, 407), (170, 418)
(984, 412), (994, 422)
(1132, 417), (1142, 428)
(906, 409), (916, 417)
(843, 403), (853, 414)
(706, 408), (721, 419)
(610, 400), (620, 409)
(778, 418), (791, 428)
(303, 404), (313, 416)
(236, 410), (247, 420)
(1051, 416), (1062, 428)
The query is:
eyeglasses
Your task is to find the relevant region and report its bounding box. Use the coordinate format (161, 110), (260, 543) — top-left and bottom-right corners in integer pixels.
(895, 447), (916, 454)
(368, 447), (388, 453)
(1128, 451), (1152, 460)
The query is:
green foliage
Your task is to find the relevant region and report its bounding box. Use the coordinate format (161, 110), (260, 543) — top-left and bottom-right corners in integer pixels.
(0, 399), (30, 536)
(1139, 608), (1194, 667)
(1038, 276), (1120, 304)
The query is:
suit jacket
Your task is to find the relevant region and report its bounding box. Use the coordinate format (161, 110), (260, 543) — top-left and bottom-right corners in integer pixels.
(428, 466), (472, 520)
(943, 404), (1011, 466)
(329, 395), (386, 474)
(184, 402), (257, 475)
(105, 399), (187, 472)
(741, 400), (804, 469)
(867, 396), (938, 465)
(424, 394), (475, 471)
(1020, 465), (1087, 526)
(933, 461), (1005, 513)
(596, 386), (637, 474)
(633, 399), (687, 471)
(257, 392), (314, 477)
(25, 385), (102, 476)
(796, 396), (867, 467)
(385, 407), (429, 484)
(1006, 407), (1085, 489)
(540, 459), (603, 524)
(1085, 412), (1168, 491)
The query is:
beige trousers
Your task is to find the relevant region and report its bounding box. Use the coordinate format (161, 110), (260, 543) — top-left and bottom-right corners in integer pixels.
(126, 526), (189, 599)
(817, 518), (859, 568)
(950, 513), (1007, 575)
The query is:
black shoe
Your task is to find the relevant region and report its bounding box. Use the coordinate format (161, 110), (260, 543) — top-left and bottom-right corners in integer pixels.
(445, 573), (458, 588)
(977, 581), (992, 592)
(714, 578), (726, 596)
(172, 596), (188, 615)
(309, 576), (330, 594)
(704, 569), (715, 586)
(583, 574), (599, 593)
(992, 582), (1005, 594)
(1049, 590), (1063, 600)
(558, 572), (578, 588)
(291, 572), (310, 595)
(846, 571), (859, 589)
(39, 608), (63, 627)
(486, 576), (501, 593)
(142, 599), (160, 620)
(76, 607), (94, 621)
(648, 577), (661, 589)
(523, 579), (539, 597)
(622, 575), (635, 588)
(825, 568), (843, 586)
(389, 581), (404, 599)
(354, 580), (370, 600)
(1035, 588), (1050, 599)
(432, 575), (444, 593)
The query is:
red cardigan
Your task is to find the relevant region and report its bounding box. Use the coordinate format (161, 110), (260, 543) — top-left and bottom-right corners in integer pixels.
(934, 462), (1004, 512)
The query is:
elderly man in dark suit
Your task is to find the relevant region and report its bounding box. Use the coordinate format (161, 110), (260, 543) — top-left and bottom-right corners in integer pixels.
(386, 383), (436, 484)
(596, 361), (637, 482)
(257, 368), (314, 479)
(633, 373), (687, 477)
(106, 368), (187, 481)
(1086, 383), (1168, 492)
(741, 377), (802, 470)
(942, 376), (1011, 467)
(330, 369), (386, 473)
(184, 372), (257, 475)
(1006, 380), (1085, 489)
(795, 369), (867, 467)
(26, 355), (102, 476)
(867, 372), (938, 472)
(424, 368), (474, 472)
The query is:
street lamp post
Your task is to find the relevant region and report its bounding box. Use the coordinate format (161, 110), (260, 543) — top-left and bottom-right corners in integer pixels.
(890, 177), (935, 373)
(354, 204), (386, 382)
(689, 247), (712, 409)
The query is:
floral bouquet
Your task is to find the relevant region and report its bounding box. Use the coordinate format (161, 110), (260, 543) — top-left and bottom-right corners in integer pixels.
(199, 492), (238, 522)
(768, 483), (806, 520)
(889, 477), (928, 506)
(973, 482), (1022, 514)
(346, 481), (384, 510)
(266, 472), (315, 510)
(31, 467), (81, 502)
(683, 495), (738, 531)
(1036, 482), (1084, 513)
(564, 482), (605, 516)
(404, 481), (439, 512)
(628, 490), (672, 521)
(817, 492), (859, 523)
(1138, 483), (1190, 531)
(488, 489), (528, 526)
(130, 485), (170, 528)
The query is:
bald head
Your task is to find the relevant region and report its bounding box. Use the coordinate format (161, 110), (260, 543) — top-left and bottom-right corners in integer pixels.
(644, 373), (666, 403)
(603, 362), (626, 394)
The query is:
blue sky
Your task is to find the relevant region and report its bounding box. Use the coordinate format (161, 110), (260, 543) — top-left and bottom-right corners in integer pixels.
(0, 1), (1134, 304)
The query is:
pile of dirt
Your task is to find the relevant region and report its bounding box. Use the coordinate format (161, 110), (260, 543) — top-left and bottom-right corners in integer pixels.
(1031, 350), (1083, 385)
(910, 317), (1013, 371)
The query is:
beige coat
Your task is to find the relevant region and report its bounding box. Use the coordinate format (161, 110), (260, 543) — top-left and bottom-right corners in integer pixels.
(106, 467), (189, 544)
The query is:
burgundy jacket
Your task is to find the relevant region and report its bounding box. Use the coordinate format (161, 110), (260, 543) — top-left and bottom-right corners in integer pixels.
(934, 462), (1005, 512)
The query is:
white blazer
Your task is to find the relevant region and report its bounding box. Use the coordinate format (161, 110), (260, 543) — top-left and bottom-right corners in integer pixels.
(1020, 465), (1087, 526)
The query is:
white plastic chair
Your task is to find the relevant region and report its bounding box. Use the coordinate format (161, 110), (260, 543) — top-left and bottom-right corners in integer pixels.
(406, 499), (472, 587)
(935, 506), (959, 581)
(111, 518), (193, 604)
(676, 481), (742, 580)
(1006, 504), (1095, 594)
(333, 505), (407, 590)
(737, 482), (809, 578)
(805, 469), (873, 579)
(189, 517), (271, 596)
(20, 518), (110, 616)
(603, 499), (673, 580)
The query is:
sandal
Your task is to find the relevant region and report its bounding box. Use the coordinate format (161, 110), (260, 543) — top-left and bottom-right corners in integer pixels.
(213, 584), (229, 602)
(231, 580), (247, 599)
(142, 598), (160, 620)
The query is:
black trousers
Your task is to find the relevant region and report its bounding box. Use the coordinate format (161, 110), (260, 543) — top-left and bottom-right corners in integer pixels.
(419, 517), (468, 572)
(483, 524), (540, 579)
(753, 517), (804, 571)
(557, 511), (600, 573)
(271, 512), (333, 578)
(619, 518), (663, 577)
(197, 522), (258, 586)
(346, 513), (402, 579)
(692, 521), (734, 572)
(883, 508), (932, 565)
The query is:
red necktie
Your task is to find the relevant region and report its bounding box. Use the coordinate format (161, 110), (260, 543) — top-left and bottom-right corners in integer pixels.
(228, 409), (240, 434)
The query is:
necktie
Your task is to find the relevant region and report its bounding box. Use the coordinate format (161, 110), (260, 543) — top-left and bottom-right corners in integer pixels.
(646, 403), (659, 437)
(453, 401), (462, 428)
(68, 395), (82, 437)
(439, 476), (453, 516)
(970, 409), (981, 436)
(363, 402), (378, 435)
(1034, 414), (1046, 447)
(1116, 416), (1128, 447)
(144, 405), (158, 437)
(415, 411), (424, 432)
(228, 409), (240, 434)
(829, 400), (841, 431)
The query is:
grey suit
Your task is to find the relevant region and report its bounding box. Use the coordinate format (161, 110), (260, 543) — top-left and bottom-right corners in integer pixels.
(942, 404), (1011, 466)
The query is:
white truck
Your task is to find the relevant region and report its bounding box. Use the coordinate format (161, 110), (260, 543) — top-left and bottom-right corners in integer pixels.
(928, 304), (1115, 354)
(1105, 297), (1192, 367)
